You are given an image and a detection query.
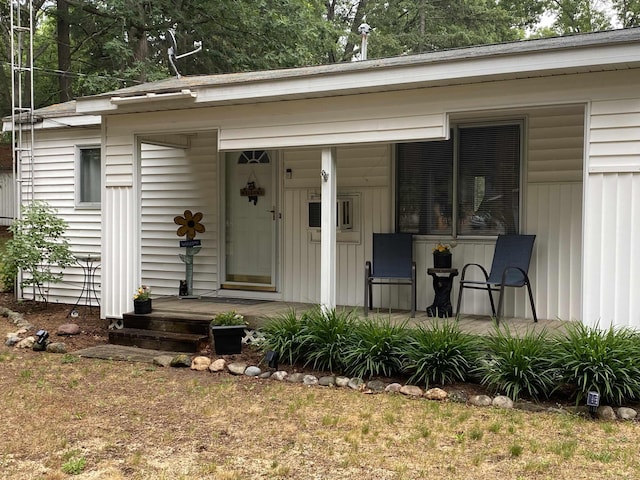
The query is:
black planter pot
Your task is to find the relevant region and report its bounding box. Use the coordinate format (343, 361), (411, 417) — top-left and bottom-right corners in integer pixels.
(433, 253), (452, 269)
(210, 325), (245, 355)
(134, 298), (152, 314)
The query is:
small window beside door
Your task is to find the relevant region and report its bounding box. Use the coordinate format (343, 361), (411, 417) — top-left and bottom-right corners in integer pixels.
(77, 146), (101, 207)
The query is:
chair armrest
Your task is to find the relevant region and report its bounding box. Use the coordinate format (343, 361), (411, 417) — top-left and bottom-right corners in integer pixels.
(460, 263), (490, 282)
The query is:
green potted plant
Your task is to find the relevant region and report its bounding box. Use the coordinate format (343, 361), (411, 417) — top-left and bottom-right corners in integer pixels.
(133, 285), (152, 314)
(210, 311), (247, 355)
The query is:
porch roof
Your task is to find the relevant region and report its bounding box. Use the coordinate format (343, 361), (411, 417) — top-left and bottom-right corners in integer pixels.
(75, 28), (640, 115)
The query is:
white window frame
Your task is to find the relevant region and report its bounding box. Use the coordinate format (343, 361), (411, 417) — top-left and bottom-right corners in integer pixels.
(76, 145), (101, 208)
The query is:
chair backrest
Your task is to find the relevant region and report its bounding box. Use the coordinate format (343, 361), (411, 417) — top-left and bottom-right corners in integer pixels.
(372, 233), (413, 278)
(487, 234), (536, 286)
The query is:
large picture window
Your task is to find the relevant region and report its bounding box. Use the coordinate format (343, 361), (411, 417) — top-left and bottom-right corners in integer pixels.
(396, 123), (521, 236)
(77, 146), (101, 206)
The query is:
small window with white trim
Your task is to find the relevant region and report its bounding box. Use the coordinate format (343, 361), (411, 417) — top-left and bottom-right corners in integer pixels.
(77, 146), (101, 207)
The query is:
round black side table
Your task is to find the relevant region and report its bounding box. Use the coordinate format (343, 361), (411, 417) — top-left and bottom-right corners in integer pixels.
(426, 268), (458, 318)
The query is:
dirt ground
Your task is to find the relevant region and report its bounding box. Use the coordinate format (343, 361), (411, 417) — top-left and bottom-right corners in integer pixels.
(3, 293), (640, 479)
(1, 293), (109, 351)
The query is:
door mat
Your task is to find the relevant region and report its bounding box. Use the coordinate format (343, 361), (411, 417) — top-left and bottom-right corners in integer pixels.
(200, 297), (270, 305)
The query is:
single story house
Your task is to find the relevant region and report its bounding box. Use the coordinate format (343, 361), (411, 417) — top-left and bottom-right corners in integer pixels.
(4, 28), (640, 329)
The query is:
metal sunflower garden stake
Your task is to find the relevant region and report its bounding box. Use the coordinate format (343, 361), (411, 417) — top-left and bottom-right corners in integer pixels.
(174, 210), (205, 297)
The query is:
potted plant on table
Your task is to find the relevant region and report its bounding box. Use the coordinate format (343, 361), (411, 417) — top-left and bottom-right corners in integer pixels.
(133, 285), (152, 314)
(210, 311), (247, 355)
(433, 243), (452, 269)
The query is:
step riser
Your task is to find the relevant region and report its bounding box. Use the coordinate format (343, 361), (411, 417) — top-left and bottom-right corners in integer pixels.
(109, 329), (208, 353)
(122, 314), (209, 335)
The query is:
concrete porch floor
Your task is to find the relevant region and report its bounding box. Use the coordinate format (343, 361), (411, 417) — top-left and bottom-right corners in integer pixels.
(150, 295), (572, 337)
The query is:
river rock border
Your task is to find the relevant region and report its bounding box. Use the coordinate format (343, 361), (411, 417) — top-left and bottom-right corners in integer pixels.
(155, 353), (638, 422)
(3, 307), (638, 422)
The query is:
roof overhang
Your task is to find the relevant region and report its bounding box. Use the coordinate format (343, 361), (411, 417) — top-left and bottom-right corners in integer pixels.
(17, 28), (640, 119)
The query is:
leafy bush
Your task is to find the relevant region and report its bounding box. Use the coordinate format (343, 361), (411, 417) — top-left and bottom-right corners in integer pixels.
(261, 309), (306, 366)
(3, 201), (75, 302)
(552, 323), (640, 405)
(475, 325), (559, 401)
(341, 317), (409, 378)
(405, 321), (481, 388)
(298, 307), (356, 373)
(0, 240), (16, 292)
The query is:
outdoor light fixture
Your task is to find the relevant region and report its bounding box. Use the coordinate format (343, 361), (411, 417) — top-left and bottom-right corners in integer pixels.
(35, 329), (49, 346)
(265, 350), (279, 370)
(586, 391), (600, 418)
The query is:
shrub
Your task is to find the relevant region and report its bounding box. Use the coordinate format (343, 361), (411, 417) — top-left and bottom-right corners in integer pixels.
(261, 309), (305, 366)
(552, 323), (640, 405)
(298, 307), (356, 373)
(341, 317), (409, 378)
(475, 325), (559, 401)
(0, 240), (16, 292)
(405, 321), (481, 388)
(3, 201), (75, 302)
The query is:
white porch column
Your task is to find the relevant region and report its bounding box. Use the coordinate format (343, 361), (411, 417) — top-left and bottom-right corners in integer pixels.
(320, 147), (337, 312)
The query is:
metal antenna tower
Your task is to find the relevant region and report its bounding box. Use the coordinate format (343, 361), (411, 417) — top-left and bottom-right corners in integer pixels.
(10, 0), (36, 209)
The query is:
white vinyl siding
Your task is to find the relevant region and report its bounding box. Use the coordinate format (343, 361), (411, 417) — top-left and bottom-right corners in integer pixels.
(583, 99), (640, 328)
(20, 128), (102, 305)
(0, 173), (14, 226)
(139, 133), (218, 298)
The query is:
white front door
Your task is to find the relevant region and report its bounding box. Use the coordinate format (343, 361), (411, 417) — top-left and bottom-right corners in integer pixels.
(224, 150), (278, 291)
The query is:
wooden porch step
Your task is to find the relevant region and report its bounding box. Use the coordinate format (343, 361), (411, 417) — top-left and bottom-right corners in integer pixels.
(121, 312), (211, 335)
(108, 327), (208, 353)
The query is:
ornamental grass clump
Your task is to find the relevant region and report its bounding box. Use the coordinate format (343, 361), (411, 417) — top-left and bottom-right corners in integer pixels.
(341, 317), (410, 379)
(551, 323), (640, 406)
(405, 321), (480, 388)
(298, 307), (356, 373)
(261, 309), (306, 366)
(475, 325), (559, 401)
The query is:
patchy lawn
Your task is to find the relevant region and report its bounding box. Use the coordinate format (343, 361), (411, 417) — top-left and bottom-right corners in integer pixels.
(1, 295), (639, 479)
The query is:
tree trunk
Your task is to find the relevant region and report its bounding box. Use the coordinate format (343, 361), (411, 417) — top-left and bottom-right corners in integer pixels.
(57, 0), (72, 102)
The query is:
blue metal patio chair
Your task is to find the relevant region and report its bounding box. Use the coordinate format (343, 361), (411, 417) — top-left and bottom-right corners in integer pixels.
(365, 233), (416, 318)
(455, 234), (537, 324)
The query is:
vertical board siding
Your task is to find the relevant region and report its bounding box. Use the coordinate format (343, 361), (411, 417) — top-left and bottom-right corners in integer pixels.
(103, 186), (136, 318)
(140, 132), (218, 298)
(19, 129), (102, 306)
(584, 173), (640, 328)
(527, 183), (583, 321)
(584, 99), (640, 328)
(282, 145), (391, 306)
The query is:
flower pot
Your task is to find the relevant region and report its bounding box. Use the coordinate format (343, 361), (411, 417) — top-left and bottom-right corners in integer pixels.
(210, 325), (245, 355)
(433, 252), (452, 269)
(133, 298), (152, 314)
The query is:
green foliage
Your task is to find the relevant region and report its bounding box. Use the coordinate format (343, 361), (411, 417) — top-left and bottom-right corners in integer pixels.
(0, 238), (16, 292)
(475, 326), (560, 401)
(61, 454), (87, 475)
(299, 307), (356, 373)
(3, 201), (75, 301)
(261, 309), (306, 366)
(210, 310), (246, 326)
(551, 323), (640, 405)
(341, 317), (410, 379)
(405, 321), (481, 388)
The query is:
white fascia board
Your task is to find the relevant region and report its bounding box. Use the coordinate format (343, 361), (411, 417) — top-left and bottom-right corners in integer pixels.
(76, 96), (119, 114)
(2, 115), (101, 132)
(194, 43), (640, 105)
